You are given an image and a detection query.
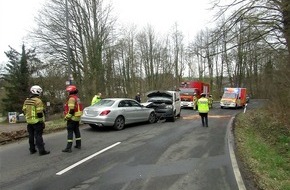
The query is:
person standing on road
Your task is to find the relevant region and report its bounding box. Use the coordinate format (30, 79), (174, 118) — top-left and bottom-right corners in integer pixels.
(91, 92), (102, 105)
(62, 85), (83, 153)
(197, 93), (210, 127)
(193, 93), (198, 110)
(208, 95), (213, 109)
(135, 92), (141, 103)
(22, 85), (50, 156)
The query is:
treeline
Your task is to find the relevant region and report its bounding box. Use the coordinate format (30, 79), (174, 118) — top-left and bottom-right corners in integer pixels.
(0, 0), (289, 122)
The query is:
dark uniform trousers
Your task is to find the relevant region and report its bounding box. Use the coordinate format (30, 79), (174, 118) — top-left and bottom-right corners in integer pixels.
(27, 122), (45, 152)
(65, 120), (81, 149)
(199, 112), (208, 127)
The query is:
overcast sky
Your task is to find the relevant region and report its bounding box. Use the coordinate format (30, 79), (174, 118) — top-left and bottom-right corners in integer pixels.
(0, 0), (215, 64)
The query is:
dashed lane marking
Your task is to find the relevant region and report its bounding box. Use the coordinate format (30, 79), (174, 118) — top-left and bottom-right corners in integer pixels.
(56, 142), (121, 175)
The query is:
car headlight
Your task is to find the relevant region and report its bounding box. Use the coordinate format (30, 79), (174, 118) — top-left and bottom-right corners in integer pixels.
(165, 104), (173, 109)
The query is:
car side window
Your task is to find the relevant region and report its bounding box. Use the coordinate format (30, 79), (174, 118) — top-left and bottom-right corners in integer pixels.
(130, 100), (140, 107)
(118, 101), (126, 107)
(123, 100), (130, 107)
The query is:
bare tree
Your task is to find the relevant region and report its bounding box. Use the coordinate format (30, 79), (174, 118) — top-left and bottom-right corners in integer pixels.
(31, 0), (116, 104)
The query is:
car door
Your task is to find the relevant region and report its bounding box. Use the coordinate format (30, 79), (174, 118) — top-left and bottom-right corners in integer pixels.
(122, 100), (137, 124)
(129, 100), (148, 122)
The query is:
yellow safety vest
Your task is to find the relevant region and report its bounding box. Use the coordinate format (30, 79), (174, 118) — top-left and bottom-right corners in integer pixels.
(91, 95), (101, 105)
(197, 97), (209, 113)
(22, 97), (45, 124)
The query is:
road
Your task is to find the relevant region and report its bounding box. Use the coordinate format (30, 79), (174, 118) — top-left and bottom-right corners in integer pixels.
(0, 102), (257, 190)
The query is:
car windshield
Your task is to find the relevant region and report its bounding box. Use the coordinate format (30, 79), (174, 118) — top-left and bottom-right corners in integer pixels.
(222, 93), (237, 99)
(92, 99), (114, 107)
(179, 88), (196, 95)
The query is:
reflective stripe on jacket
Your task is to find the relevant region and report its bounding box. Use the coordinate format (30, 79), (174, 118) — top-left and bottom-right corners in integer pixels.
(22, 97), (45, 124)
(197, 97), (209, 113)
(64, 94), (83, 121)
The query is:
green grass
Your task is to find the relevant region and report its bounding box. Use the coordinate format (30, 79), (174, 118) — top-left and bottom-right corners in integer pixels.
(235, 109), (290, 190)
(44, 118), (67, 133)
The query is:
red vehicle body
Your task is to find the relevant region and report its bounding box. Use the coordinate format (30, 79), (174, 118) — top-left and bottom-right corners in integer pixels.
(220, 87), (247, 108)
(179, 81), (210, 108)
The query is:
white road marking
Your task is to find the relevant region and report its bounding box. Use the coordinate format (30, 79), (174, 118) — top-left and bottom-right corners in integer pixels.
(227, 117), (247, 190)
(56, 142), (121, 175)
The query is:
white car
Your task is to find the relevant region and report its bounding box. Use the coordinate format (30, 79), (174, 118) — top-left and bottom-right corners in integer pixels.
(145, 90), (181, 122)
(81, 98), (156, 130)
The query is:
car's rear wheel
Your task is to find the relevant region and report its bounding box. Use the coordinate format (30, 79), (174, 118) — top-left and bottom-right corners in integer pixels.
(148, 112), (156, 124)
(89, 124), (98, 129)
(113, 116), (125, 130)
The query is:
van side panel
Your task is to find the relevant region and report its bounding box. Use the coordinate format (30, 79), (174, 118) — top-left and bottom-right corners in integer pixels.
(220, 88), (247, 108)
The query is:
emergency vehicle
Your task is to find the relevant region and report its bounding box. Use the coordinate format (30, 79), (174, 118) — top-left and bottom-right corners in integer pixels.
(220, 87), (247, 108)
(179, 81), (210, 108)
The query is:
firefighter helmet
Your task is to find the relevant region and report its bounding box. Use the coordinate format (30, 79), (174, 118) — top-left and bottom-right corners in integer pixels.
(66, 85), (78, 94)
(201, 93), (206, 97)
(30, 85), (43, 95)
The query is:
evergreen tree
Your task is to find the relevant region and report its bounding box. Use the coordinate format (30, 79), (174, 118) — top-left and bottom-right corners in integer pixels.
(2, 45), (31, 113)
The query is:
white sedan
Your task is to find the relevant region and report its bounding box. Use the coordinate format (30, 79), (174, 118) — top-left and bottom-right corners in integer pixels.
(81, 98), (156, 130)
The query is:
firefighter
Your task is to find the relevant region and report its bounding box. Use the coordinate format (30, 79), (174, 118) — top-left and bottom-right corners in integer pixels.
(22, 85), (50, 156)
(91, 92), (102, 105)
(197, 93), (210, 127)
(208, 95), (213, 109)
(62, 85), (83, 153)
(193, 93), (198, 110)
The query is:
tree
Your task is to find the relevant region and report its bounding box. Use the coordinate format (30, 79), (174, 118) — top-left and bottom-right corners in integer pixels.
(2, 45), (31, 113)
(212, 0), (290, 66)
(31, 0), (116, 104)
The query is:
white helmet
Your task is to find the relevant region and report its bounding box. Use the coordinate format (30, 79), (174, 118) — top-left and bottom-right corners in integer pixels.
(30, 85), (43, 95)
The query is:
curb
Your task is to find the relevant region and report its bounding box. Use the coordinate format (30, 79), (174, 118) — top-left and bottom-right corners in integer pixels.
(227, 117), (246, 190)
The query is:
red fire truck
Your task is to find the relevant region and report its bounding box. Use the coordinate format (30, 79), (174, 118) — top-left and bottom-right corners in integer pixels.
(179, 81), (210, 109)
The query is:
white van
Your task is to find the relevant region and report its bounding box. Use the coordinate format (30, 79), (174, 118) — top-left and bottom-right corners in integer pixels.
(145, 90), (181, 122)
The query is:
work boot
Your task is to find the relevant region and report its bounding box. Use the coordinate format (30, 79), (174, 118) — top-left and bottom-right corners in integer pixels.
(30, 149), (37, 154)
(74, 140), (81, 149)
(62, 142), (72, 152)
(62, 148), (72, 153)
(39, 150), (50, 156)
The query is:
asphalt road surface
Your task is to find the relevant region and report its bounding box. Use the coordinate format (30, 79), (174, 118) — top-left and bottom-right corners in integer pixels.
(0, 101), (261, 190)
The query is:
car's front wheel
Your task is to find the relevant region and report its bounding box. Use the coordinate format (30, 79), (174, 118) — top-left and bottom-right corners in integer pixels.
(113, 116), (125, 130)
(177, 109), (181, 117)
(148, 112), (156, 124)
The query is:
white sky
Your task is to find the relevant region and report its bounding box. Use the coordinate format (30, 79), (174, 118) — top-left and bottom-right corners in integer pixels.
(0, 0), (215, 64)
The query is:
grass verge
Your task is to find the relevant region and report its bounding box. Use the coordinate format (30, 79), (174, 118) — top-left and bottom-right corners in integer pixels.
(0, 119), (67, 144)
(234, 108), (290, 190)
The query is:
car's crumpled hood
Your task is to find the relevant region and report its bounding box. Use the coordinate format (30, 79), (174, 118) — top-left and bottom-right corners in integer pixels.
(146, 90), (172, 98)
(145, 91), (173, 110)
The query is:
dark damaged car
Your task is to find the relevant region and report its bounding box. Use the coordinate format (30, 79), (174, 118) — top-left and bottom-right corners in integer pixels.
(144, 90), (181, 122)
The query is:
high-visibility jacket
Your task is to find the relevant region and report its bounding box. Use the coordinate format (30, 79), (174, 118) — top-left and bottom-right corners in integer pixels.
(64, 94), (83, 121)
(208, 97), (213, 108)
(193, 96), (198, 104)
(197, 97), (209, 113)
(22, 96), (45, 124)
(91, 95), (101, 105)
